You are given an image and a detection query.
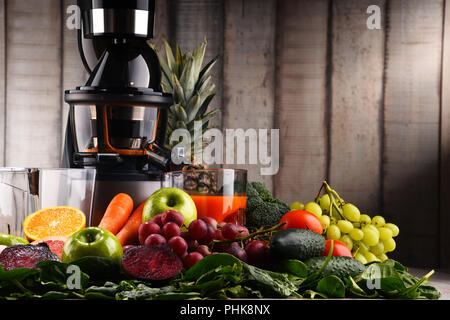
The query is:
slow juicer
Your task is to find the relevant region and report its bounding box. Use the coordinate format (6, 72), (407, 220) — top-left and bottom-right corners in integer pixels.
(63, 0), (173, 226)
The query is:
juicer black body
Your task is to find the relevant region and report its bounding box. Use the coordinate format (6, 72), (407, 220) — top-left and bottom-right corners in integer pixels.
(63, 0), (173, 226)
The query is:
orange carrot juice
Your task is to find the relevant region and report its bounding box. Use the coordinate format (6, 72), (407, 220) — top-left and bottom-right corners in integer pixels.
(190, 195), (247, 225)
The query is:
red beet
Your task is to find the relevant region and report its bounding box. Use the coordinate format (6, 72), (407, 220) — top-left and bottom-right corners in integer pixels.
(122, 244), (183, 281)
(0, 243), (59, 270)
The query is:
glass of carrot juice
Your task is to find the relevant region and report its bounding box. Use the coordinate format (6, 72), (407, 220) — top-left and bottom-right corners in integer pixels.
(162, 169), (247, 225)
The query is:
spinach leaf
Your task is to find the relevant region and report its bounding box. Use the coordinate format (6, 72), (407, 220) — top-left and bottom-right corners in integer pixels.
(242, 263), (302, 297)
(211, 285), (262, 299)
(177, 254), (302, 299)
(343, 276), (378, 298)
(396, 270), (439, 299)
(177, 263), (242, 298)
(316, 275), (346, 298)
(0, 266), (39, 282)
(37, 260), (89, 290)
(302, 289), (327, 299)
(359, 260), (441, 299)
(276, 259), (308, 278)
(361, 262), (406, 294)
(40, 291), (73, 300)
(116, 284), (175, 300)
(84, 281), (120, 298)
(194, 263), (242, 285)
(183, 254), (242, 281)
(69, 256), (121, 282)
(415, 285), (442, 300)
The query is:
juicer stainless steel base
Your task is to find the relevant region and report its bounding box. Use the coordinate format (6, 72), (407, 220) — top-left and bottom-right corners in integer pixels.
(89, 175), (162, 227)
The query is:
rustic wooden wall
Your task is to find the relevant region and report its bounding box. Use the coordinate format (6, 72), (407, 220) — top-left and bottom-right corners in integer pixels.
(5, 0), (62, 168)
(383, 0), (443, 270)
(274, 0), (329, 216)
(0, 0), (449, 269)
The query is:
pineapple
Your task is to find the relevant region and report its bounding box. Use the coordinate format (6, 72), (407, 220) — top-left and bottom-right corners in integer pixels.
(150, 38), (219, 193)
(181, 163), (218, 194)
(150, 38), (218, 158)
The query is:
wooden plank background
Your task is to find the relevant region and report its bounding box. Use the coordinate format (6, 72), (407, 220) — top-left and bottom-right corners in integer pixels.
(222, 0), (276, 190)
(5, 0), (61, 168)
(0, 0), (449, 269)
(0, 0), (5, 167)
(441, 0), (450, 275)
(329, 0), (385, 214)
(383, 0), (443, 268)
(273, 0), (329, 211)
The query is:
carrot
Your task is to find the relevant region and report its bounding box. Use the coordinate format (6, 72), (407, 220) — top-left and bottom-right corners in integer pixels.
(116, 202), (146, 246)
(98, 193), (134, 235)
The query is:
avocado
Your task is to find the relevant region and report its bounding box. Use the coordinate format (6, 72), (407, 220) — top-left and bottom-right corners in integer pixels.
(270, 228), (326, 261)
(305, 256), (366, 279)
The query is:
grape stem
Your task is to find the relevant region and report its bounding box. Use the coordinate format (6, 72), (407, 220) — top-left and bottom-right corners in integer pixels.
(323, 181), (343, 203)
(210, 223), (286, 247)
(319, 181), (346, 221)
(315, 182), (326, 203)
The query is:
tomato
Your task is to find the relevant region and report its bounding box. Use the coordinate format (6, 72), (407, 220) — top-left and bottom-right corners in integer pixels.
(279, 210), (323, 234)
(322, 239), (352, 257)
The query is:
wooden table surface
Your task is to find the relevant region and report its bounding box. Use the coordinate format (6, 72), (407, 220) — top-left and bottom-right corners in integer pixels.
(409, 268), (450, 300)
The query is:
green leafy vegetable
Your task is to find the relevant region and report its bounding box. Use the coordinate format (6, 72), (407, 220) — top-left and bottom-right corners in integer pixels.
(316, 275), (346, 298)
(183, 253), (242, 281)
(245, 182), (291, 229)
(0, 252), (442, 300)
(276, 259), (308, 278)
(354, 259), (441, 299)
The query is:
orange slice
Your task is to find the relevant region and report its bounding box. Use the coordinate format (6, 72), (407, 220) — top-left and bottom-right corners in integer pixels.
(23, 206), (86, 241)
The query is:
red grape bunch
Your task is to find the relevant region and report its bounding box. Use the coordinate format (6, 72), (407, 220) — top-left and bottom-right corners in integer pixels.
(129, 210), (274, 270)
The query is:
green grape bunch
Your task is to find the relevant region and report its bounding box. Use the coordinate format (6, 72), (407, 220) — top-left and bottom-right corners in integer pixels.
(290, 181), (400, 265)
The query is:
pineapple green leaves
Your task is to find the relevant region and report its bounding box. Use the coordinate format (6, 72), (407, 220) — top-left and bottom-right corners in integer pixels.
(150, 38), (219, 150)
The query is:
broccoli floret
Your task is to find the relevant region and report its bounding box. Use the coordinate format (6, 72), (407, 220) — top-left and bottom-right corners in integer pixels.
(245, 202), (289, 229)
(249, 182), (274, 202)
(246, 182), (260, 198)
(246, 182), (264, 213)
(245, 182), (290, 229)
(270, 198), (290, 213)
(246, 195), (264, 213)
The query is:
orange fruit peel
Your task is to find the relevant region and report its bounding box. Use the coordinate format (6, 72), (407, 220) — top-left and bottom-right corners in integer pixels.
(23, 206), (86, 241)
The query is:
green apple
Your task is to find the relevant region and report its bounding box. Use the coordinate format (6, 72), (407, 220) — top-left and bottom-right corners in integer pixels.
(142, 187), (197, 226)
(0, 233), (29, 246)
(61, 227), (123, 265)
